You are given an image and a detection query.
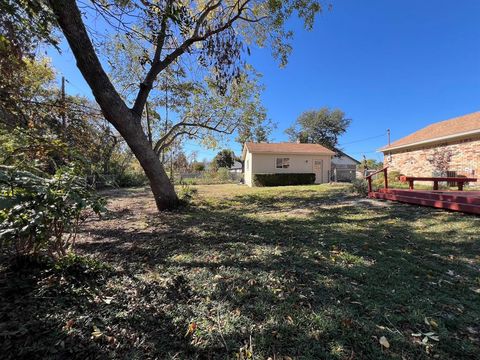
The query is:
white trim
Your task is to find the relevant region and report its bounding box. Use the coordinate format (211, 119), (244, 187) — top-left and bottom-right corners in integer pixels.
(379, 129), (480, 152)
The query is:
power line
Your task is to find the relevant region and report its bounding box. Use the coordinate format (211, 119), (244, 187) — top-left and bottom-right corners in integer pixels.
(347, 150), (381, 155)
(338, 132), (387, 146)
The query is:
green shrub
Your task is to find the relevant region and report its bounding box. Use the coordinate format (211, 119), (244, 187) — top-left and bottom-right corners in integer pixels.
(351, 179), (369, 196)
(115, 170), (148, 187)
(371, 170), (404, 189)
(216, 167), (231, 182)
(53, 253), (110, 282)
(192, 162), (205, 172)
(388, 170), (403, 182)
(253, 173), (315, 187)
(0, 166), (105, 259)
(177, 181), (198, 205)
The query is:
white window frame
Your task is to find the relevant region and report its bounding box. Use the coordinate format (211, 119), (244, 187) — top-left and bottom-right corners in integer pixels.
(276, 157), (290, 169)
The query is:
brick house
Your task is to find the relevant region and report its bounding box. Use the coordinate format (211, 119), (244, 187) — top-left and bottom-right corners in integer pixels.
(380, 112), (480, 183)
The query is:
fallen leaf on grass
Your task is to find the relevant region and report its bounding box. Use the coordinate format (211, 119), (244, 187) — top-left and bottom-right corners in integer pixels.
(412, 331), (439, 343)
(91, 326), (103, 339)
(379, 336), (390, 348)
(103, 296), (114, 304)
(63, 319), (75, 331)
(467, 327), (478, 334)
(424, 317), (438, 328)
(185, 322), (197, 337)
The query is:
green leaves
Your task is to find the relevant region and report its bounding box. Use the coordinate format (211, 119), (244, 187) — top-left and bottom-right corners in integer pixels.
(0, 165), (105, 259)
(286, 108), (351, 150)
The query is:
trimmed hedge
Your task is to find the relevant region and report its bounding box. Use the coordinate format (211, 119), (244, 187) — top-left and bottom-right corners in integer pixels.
(253, 173), (316, 187)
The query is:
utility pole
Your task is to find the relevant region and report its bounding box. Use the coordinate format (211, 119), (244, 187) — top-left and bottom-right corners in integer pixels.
(387, 129), (391, 146)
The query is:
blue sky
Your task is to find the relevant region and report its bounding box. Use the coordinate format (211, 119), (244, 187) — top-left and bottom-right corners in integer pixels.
(47, 0), (480, 162)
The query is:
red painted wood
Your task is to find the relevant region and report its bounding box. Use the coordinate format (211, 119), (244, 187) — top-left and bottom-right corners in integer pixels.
(383, 168), (388, 189)
(378, 189), (480, 205)
(399, 176), (477, 191)
(399, 176), (477, 182)
(366, 167), (389, 180)
(365, 166), (389, 192)
(368, 189), (480, 215)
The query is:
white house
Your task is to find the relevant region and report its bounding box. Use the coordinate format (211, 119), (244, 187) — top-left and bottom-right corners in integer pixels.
(331, 149), (360, 182)
(242, 142), (336, 187)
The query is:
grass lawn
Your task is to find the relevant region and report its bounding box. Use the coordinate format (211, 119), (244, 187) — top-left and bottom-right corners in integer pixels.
(1, 184), (479, 359)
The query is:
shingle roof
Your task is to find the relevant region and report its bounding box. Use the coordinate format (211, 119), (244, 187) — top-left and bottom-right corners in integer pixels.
(333, 149), (361, 164)
(381, 112), (480, 151)
(245, 142), (336, 155)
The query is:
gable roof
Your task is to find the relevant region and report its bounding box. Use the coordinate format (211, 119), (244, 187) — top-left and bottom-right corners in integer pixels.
(230, 161), (242, 170)
(244, 142), (336, 157)
(381, 112), (480, 152)
(333, 149), (360, 164)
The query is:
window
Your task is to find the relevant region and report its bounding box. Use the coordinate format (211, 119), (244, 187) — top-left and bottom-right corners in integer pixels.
(245, 159), (249, 171)
(276, 157), (290, 169)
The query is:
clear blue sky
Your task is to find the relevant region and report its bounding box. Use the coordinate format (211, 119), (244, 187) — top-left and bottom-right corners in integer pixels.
(48, 0), (480, 162)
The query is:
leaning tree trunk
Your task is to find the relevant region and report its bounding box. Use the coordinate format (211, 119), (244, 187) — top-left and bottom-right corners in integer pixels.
(48, 0), (179, 211)
(121, 118), (178, 210)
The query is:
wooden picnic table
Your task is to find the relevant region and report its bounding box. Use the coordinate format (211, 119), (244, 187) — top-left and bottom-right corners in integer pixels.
(399, 176), (477, 191)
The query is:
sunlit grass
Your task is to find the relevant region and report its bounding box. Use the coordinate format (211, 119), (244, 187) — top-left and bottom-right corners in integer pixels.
(2, 183), (479, 359)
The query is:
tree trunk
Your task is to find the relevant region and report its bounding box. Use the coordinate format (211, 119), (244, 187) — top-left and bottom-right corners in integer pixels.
(48, 0), (179, 211)
(122, 119), (178, 210)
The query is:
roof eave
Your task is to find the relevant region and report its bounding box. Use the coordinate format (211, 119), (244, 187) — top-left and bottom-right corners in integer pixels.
(249, 150), (336, 156)
(378, 129), (480, 153)
(334, 149), (361, 164)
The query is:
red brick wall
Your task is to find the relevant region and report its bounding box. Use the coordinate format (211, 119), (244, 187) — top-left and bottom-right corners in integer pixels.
(383, 136), (480, 186)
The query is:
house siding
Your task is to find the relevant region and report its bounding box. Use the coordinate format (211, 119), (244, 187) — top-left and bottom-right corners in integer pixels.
(331, 155), (358, 182)
(246, 152), (331, 186)
(244, 151), (253, 186)
(383, 135), (480, 186)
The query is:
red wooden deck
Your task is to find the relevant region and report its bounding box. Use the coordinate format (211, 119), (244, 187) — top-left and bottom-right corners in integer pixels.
(369, 188), (480, 215)
(366, 167), (480, 215)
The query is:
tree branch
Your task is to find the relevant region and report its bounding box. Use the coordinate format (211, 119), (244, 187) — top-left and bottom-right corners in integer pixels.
(132, 0), (174, 116)
(132, 0), (251, 118)
(47, 0), (135, 133)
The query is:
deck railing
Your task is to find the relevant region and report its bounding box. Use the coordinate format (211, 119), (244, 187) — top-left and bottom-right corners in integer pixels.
(365, 166), (389, 194)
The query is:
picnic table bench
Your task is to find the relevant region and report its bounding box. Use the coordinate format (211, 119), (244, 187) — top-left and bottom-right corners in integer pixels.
(399, 176), (477, 191)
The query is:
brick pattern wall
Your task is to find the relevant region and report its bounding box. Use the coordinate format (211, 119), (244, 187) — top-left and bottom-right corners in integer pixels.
(383, 136), (480, 186)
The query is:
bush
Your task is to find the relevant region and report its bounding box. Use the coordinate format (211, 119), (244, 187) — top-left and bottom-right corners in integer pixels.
(253, 173), (315, 187)
(192, 162), (205, 172)
(0, 166), (105, 259)
(115, 170), (148, 187)
(177, 181), (198, 205)
(351, 179), (369, 196)
(216, 167), (231, 182)
(372, 170), (404, 189)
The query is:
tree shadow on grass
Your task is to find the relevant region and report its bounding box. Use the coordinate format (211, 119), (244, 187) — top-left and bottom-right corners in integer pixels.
(3, 187), (479, 359)
(80, 188), (479, 357)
